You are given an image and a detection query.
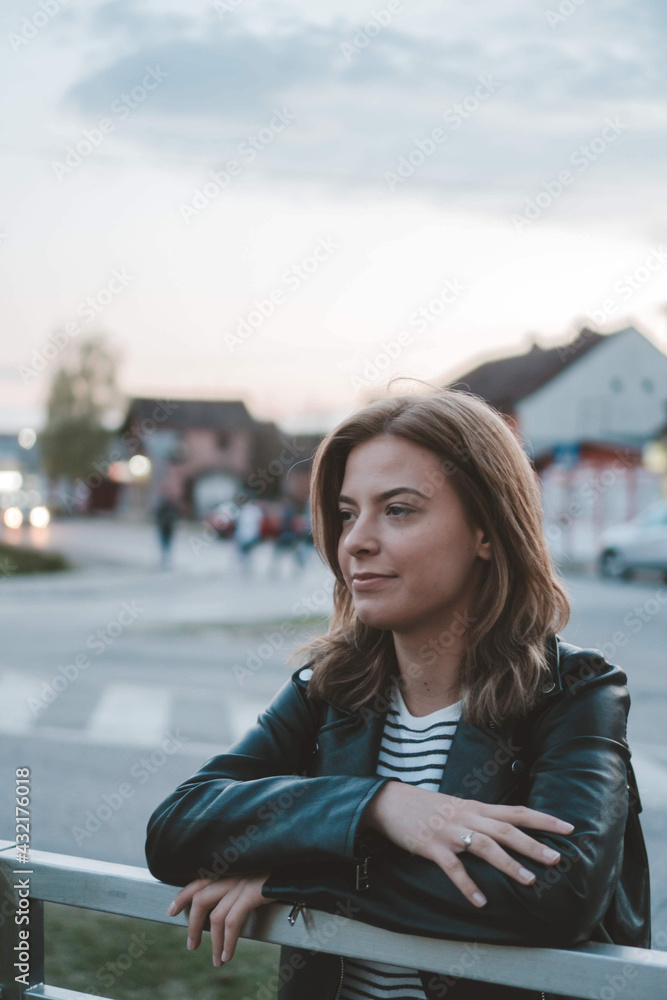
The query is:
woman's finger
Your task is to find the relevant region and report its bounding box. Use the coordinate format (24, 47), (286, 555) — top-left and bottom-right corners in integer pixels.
(167, 878), (215, 916)
(431, 843), (488, 908)
(188, 882), (237, 951)
(209, 883), (246, 967)
(480, 803), (574, 833)
(213, 874), (274, 965)
(458, 828), (539, 886)
(214, 888), (256, 965)
(475, 816), (563, 867)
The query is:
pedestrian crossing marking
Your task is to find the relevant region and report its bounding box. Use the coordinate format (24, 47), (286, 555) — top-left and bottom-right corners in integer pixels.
(0, 672), (45, 733)
(84, 684), (171, 746)
(0, 671), (274, 751)
(629, 747), (667, 811)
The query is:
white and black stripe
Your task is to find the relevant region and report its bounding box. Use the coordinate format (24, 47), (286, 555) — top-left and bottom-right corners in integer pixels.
(340, 685), (462, 1000)
(340, 958), (426, 999)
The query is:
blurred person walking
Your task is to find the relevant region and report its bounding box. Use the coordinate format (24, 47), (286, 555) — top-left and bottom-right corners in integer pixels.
(234, 496), (263, 576)
(269, 500), (307, 577)
(154, 495), (180, 570)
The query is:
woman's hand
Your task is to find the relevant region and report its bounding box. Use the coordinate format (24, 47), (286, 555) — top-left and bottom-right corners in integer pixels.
(167, 871), (274, 967)
(362, 781), (575, 909)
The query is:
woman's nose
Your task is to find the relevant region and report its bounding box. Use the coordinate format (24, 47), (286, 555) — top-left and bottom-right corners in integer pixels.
(343, 513), (379, 553)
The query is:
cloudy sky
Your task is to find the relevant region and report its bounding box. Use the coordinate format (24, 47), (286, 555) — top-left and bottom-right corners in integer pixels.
(2, 0), (667, 431)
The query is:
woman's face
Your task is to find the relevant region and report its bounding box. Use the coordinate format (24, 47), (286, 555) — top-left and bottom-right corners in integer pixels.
(337, 434), (491, 637)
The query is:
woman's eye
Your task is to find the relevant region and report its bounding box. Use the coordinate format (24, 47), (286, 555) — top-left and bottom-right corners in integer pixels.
(337, 506), (412, 522)
(387, 505), (411, 517)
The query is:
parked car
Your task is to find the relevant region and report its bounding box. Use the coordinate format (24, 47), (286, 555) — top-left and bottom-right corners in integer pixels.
(598, 500), (667, 581)
(1, 503), (51, 530)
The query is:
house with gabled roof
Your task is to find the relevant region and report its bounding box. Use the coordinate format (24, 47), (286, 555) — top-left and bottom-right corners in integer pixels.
(445, 325), (667, 562)
(114, 397), (309, 517)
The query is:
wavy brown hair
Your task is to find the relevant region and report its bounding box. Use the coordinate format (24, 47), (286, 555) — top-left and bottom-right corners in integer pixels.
(288, 383), (570, 729)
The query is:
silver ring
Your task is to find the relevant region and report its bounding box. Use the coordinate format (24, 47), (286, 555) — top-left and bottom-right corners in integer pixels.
(461, 831), (475, 851)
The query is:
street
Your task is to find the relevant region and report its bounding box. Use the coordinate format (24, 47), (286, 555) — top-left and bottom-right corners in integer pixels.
(0, 518), (665, 945)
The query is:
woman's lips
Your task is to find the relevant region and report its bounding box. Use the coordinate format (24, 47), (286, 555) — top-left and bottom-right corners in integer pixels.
(351, 575), (397, 590)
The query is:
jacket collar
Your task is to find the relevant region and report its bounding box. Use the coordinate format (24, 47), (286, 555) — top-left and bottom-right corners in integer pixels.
(307, 634), (563, 800)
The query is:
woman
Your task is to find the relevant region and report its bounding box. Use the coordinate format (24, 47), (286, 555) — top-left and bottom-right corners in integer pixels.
(145, 387), (650, 1000)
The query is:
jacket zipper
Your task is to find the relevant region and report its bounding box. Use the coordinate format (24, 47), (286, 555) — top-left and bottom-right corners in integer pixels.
(355, 854), (370, 891)
(287, 900), (307, 925)
(334, 955), (344, 999)
(353, 829), (375, 892)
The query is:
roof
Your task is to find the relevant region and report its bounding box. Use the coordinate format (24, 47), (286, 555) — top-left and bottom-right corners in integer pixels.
(120, 398), (255, 434)
(446, 328), (611, 411)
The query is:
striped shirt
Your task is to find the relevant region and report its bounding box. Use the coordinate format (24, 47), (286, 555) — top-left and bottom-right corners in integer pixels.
(340, 683), (462, 1000)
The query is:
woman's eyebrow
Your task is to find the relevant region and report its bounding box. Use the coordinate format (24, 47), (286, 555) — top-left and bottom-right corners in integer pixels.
(337, 487), (428, 504)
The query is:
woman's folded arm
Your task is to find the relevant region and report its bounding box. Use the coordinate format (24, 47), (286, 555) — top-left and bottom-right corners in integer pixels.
(144, 670), (393, 886)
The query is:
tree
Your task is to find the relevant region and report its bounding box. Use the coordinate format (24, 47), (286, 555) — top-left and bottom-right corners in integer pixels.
(39, 333), (124, 489)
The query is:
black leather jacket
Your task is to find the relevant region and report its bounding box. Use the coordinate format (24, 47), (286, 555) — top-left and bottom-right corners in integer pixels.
(145, 635), (651, 1000)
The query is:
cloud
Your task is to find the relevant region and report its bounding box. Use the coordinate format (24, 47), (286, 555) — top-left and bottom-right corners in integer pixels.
(46, 0), (667, 200)
(62, 18), (474, 119)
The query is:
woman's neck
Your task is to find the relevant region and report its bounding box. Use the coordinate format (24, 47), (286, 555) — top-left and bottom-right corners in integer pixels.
(392, 637), (463, 717)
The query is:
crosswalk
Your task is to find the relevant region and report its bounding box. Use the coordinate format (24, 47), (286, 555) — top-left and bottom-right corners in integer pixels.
(85, 684), (172, 746)
(0, 673), (44, 734)
(0, 671), (266, 758)
(626, 747), (667, 811)
(2, 671), (667, 810)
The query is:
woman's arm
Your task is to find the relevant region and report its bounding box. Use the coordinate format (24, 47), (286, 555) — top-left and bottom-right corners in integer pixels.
(261, 653), (632, 948)
(145, 670), (394, 886)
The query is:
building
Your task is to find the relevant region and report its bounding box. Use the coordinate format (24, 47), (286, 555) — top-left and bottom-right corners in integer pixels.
(446, 326), (667, 562)
(115, 397), (313, 518)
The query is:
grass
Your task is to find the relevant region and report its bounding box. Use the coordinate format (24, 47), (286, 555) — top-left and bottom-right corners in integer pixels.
(45, 903), (280, 1000)
(151, 616), (329, 635)
(0, 541), (71, 576)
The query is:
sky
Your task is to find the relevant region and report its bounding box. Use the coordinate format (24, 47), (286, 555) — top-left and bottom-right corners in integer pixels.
(2, 0), (667, 432)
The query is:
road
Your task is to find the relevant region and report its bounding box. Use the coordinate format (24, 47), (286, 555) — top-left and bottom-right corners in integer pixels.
(0, 518), (665, 943)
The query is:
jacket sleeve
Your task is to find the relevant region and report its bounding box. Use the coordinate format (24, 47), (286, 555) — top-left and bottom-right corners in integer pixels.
(144, 670), (394, 887)
(260, 651), (632, 949)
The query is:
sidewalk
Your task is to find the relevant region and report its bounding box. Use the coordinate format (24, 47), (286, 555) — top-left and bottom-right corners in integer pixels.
(0, 516), (334, 627)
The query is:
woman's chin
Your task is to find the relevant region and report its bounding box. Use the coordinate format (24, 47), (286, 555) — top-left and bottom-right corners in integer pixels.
(353, 603), (396, 631)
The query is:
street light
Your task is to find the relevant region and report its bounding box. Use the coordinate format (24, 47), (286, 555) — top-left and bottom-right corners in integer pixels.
(18, 428), (37, 450)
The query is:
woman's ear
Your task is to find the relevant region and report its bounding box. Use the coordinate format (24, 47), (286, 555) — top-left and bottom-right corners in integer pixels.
(478, 530), (492, 561)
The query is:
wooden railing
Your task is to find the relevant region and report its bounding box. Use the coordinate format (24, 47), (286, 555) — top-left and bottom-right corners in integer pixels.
(1, 839), (666, 999)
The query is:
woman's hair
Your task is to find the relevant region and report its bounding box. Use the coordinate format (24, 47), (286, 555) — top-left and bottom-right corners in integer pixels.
(288, 381), (570, 729)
